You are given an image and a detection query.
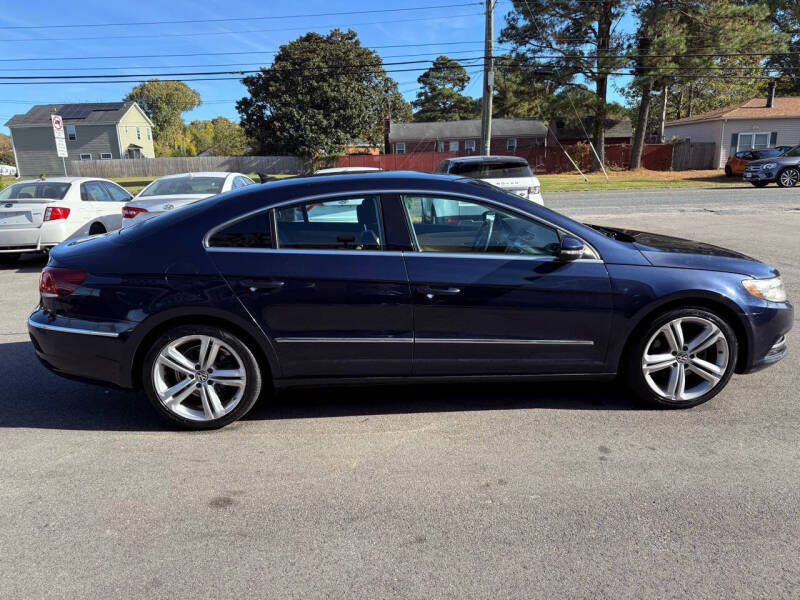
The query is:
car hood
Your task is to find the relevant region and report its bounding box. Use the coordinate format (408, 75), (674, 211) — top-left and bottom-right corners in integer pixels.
(595, 226), (778, 278)
(746, 157), (786, 166)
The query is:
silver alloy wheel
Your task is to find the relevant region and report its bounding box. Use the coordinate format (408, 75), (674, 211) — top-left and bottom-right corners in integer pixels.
(779, 169), (800, 187)
(641, 316), (729, 402)
(153, 334), (247, 422)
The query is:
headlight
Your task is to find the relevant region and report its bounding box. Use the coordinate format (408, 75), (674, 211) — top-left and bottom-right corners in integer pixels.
(742, 277), (787, 302)
(762, 162), (778, 170)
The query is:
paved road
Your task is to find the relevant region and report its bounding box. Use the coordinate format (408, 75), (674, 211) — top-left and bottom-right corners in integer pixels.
(1, 189), (798, 599)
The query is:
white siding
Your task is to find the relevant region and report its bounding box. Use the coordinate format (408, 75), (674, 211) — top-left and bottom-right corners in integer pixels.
(663, 120), (724, 167)
(666, 117), (800, 169)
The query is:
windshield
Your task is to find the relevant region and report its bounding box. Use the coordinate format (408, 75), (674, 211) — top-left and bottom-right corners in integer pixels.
(140, 176), (225, 197)
(0, 181), (71, 201)
(784, 146), (800, 157)
(752, 149), (783, 159)
(448, 161), (533, 178)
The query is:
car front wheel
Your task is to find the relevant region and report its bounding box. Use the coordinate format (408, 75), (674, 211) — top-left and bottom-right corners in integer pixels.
(625, 308), (738, 408)
(777, 167), (800, 188)
(142, 325), (262, 429)
(724, 165), (733, 177)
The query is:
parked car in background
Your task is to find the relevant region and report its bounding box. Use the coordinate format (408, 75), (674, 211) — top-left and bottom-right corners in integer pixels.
(724, 148), (788, 177)
(743, 145), (800, 187)
(28, 171), (791, 428)
(0, 176), (131, 263)
(121, 172), (254, 228)
(0, 164), (17, 176)
(436, 156), (543, 205)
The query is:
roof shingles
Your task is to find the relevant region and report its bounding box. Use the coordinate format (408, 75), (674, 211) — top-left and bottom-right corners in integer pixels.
(4, 102), (136, 127)
(666, 96), (800, 125)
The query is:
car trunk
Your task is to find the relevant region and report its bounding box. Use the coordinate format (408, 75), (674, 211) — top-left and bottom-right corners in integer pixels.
(0, 199), (54, 229)
(128, 194), (210, 214)
(483, 177), (530, 198)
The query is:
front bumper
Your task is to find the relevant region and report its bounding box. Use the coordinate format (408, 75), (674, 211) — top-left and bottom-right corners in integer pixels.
(740, 302), (793, 373)
(27, 309), (133, 388)
(742, 170), (776, 183)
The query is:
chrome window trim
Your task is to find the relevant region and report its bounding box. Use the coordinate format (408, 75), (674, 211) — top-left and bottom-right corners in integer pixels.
(28, 318), (120, 338)
(207, 247), (404, 257)
(276, 337), (412, 344)
(202, 188), (602, 260)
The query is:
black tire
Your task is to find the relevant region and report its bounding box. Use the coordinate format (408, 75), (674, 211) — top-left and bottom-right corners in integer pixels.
(777, 167), (800, 188)
(751, 181), (768, 188)
(624, 307), (738, 409)
(142, 324), (263, 429)
(88, 222), (106, 235)
(724, 165), (733, 177)
(0, 253), (20, 265)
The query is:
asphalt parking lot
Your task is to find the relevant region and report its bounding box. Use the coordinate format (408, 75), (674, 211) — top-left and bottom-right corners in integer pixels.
(1, 186), (798, 599)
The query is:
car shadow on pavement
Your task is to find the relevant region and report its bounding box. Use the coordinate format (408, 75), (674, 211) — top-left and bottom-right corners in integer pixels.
(0, 340), (646, 432)
(0, 253), (48, 274)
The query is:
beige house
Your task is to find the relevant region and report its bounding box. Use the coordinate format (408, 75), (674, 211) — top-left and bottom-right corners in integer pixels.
(664, 94), (800, 169)
(5, 102), (155, 177)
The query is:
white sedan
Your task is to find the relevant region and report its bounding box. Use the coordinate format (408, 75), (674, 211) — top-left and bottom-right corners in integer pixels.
(0, 176), (132, 263)
(121, 172), (254, 228)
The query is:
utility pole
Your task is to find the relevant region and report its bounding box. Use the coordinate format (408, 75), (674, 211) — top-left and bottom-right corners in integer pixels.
(480, 0), (494, 156)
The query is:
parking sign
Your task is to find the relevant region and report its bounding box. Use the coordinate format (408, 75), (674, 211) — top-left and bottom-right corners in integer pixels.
(51, 114), (68, 158)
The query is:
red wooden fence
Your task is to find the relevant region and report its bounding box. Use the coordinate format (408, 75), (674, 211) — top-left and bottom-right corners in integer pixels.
(334, 144), (674, 173)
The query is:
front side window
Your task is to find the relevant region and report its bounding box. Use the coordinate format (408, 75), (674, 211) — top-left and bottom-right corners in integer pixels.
(209, 212), (272, 248)
(402, 195), (560, 256)
(103, 182), (132, 202)
(66, 125), (77, 141)
(275, 195), (384, 251)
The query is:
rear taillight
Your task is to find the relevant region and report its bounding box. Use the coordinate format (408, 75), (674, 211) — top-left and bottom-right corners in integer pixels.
(122, 206), (147, 219)
(39, 267), (87, 298)
(43, 206), (70, 221)
(529, 186), (540, 196)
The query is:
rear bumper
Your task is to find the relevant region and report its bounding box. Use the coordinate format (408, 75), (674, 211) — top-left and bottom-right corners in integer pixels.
(0, 221), (69, 253)
(27, 309), (134, 388)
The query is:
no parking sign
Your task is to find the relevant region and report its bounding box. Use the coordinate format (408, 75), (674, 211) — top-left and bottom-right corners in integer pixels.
(51, 114), (68, 158)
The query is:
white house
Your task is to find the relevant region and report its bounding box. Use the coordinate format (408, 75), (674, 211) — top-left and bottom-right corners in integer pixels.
(664, 90), (800, 169)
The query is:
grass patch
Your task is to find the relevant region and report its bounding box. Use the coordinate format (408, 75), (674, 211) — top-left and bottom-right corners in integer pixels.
(538, 169), (746, 192)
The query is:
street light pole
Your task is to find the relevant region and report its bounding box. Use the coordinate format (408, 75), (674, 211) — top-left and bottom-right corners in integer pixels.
(480, 0), (494, 156)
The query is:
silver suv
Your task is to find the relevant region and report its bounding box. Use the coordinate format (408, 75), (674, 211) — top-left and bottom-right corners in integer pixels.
(743, 145), (800, 187)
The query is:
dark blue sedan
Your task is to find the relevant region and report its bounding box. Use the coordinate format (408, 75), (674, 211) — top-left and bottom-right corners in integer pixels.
(28, 172), (792, 429)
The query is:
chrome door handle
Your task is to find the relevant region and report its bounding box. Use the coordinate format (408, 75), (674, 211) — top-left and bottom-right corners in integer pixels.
(417, 285), (461, 298)
(240, 279), (285, 292)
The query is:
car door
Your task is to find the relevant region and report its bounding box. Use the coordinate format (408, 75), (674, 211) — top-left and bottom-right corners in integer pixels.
(400, 194), (613, 376)
(206, 193), (413, 378)
(79, 180), (116, 218)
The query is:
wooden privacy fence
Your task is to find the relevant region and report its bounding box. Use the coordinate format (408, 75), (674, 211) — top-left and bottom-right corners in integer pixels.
(671, 142), (716, 171)
(68, 155), (304, 178)
(335, 144), (675, 173)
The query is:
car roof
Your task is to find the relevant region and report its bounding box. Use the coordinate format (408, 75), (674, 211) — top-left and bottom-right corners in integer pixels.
(8, 176), (111, 184)
(154, 172), (240, 179)
(443, 155), (530, 165)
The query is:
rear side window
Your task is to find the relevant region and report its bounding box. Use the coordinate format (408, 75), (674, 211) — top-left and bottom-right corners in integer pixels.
(275, 196), (384, 251)
(208, 212), (272, 248)
(448, 161), (533, 178)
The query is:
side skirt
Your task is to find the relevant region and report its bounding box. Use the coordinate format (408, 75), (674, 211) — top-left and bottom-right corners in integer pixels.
(273, 372), (617, 390)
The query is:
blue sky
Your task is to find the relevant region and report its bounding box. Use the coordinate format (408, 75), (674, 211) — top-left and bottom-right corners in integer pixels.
(0, 0), (634, 136)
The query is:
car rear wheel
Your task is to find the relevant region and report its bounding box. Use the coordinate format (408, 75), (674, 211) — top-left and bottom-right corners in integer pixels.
(751, 182), (768, 188)
(89, 222), (106, 235)
(0, 253), (20, 265)
(624, 308), (737, 409)
(142, 325), (262, 429)
(777, 168), (800, 188)
(724, 165), (733, 177)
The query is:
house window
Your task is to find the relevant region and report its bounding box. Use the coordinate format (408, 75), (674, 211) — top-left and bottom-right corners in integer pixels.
(79, 154), (91, 160)
(438, 141), (446, 152)
(737, 132), (777, 151)
(66, 125), (77, 141)
(507, 138), (517, 150)
(136, 127), (141, 140)
(146, 128), (151, 140)
(395, 142), (405, 154)
(449, 140), (459, 153)
(464, 139), (476, 153)
(100, 153), (112, 160)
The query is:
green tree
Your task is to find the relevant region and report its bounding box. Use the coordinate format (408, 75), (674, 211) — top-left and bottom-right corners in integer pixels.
(186, 120), (215, 155)
(237, 29), (399, 164)
(412, 56), (479, 122)
(124, 80), (202, 156)
(501, 0), (633, 170)
(492, 55), (550, 118)
(0, 133), (14, 166)
(209, 116), (248, 156)
(766, 0), (800, 93)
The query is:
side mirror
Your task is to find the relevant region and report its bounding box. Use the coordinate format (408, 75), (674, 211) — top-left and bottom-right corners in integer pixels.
(558, 236), (585, 262)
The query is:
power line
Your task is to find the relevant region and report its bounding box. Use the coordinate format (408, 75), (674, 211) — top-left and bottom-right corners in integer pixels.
(0, 2), (481, 30)
(0, 40), (489, 63)
(0, 13), (484, 43)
